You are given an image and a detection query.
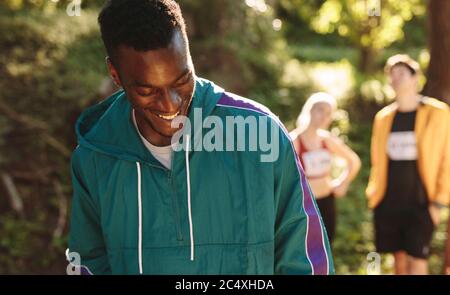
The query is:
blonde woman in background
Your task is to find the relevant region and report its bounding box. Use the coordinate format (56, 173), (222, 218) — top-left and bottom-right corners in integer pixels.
(290, 92), (361, 246)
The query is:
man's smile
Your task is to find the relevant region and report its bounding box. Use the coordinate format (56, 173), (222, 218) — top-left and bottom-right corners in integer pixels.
(156, 111), (180, 121)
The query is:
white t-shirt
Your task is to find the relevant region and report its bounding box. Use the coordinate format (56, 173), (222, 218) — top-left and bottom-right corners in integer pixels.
(132, 110), (173, 169)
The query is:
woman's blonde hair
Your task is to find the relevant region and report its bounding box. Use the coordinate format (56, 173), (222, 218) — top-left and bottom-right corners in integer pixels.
(296, 92), (337, 132)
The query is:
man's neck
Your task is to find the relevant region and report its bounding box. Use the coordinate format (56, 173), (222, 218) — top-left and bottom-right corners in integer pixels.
(396, 92), (421, 112)
(134, 110), (172, 147)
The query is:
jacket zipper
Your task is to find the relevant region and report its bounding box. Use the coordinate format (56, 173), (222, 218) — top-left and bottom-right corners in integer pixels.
(168, 155), (184, 241)
(142, 161), (184, 242)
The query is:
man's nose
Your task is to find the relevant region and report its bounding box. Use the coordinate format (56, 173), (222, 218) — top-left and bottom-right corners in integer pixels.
(160, 88), (182, 113)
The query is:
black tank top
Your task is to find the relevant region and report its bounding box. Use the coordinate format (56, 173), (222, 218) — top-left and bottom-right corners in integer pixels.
(380, 109), (428, 211)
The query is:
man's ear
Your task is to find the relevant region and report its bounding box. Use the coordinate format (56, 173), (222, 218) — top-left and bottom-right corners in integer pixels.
(106, 57), (122, 88)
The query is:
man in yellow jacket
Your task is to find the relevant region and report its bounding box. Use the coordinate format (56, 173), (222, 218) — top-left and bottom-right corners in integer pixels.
(366, 54), (450, 275)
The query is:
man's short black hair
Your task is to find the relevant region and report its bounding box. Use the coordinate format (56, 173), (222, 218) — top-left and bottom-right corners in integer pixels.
(98, 0), (186, 63)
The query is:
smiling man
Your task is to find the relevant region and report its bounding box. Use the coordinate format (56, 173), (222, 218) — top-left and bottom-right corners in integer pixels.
(67, 0), (333, 275)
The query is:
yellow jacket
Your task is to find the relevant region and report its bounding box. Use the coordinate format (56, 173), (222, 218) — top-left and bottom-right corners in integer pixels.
(366, 97), (450, 209)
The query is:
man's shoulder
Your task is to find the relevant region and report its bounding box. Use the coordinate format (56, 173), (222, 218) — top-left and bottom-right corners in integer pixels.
(71, 145), (97, 166)
(214, 92), (292, 139)
(197, 77), (278, 120)
(214, 91), (281, 123)
(211, 91), (294, 158)
(422, 96), (449, 114)
(374, 102), (397, 121)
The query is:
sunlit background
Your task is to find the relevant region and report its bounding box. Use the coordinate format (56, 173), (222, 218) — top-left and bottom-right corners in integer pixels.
(0, 0), (448, 274)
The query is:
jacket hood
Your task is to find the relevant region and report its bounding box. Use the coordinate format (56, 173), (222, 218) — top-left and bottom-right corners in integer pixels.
(75, 77), (224, 165)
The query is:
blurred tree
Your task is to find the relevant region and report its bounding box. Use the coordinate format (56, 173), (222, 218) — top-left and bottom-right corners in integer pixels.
(279, 0), (425, 73)
(180, 0), (287, 94)
(179, 0), (302, 121)
(423, 0), (450, 104)
(0, 6), (106, 273)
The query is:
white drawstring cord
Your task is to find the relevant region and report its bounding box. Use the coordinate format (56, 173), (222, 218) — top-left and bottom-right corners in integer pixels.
(136, 162), (143, 274)
(136, 134), (193, 268)
(185, 134), (194, 261)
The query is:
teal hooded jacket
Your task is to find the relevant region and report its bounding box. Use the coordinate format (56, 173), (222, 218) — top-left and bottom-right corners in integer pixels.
(67, 77), (334, 275)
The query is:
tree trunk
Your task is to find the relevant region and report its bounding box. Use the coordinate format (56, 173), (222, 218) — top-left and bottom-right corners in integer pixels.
(426, 0), (450, 274)
(446, 216), (450, 274)
(359, 46), (377, 74)
(423, 0), (450, 104)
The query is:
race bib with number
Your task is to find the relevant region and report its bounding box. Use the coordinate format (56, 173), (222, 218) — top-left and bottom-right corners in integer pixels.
(302, 149), (332, 177)
(387, 131), (417, 160)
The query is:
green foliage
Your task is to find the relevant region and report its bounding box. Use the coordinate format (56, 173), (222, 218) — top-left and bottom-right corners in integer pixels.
(181, 0), (290, 103)
(278, 0), (427, 73)
(0, 7), (106, 274)
(307, 0), (426, 50)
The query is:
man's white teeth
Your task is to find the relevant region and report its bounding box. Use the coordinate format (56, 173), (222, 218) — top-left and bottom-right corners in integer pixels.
(158, 111), (179, 120)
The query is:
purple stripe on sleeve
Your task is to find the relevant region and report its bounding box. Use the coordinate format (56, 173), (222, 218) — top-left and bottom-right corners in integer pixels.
(217, 92), (329, 274)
